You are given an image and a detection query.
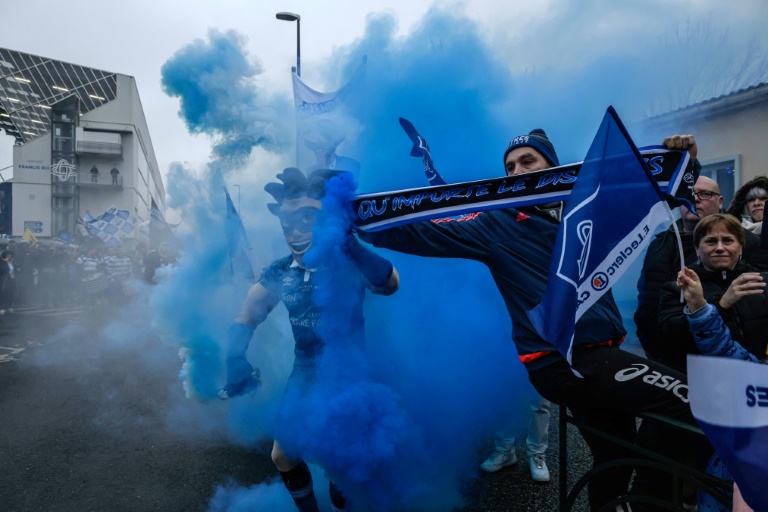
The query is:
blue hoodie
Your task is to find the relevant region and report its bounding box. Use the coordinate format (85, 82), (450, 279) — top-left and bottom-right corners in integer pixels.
(358, 206), (626, 370)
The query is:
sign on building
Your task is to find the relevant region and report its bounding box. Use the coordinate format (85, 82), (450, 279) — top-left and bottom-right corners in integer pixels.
(24, 220), (43, 233)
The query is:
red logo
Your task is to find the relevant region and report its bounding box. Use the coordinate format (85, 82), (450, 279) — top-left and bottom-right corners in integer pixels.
(516, 212), (531, 222)
(431, 212), (483, 224)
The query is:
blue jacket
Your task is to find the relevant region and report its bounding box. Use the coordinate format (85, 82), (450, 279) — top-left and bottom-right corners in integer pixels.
(358, 207), (626, 370)
(686, 304), (762, 364)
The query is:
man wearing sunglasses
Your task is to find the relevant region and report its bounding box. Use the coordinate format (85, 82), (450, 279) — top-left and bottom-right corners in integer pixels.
(219, 167), (399, 512)
(635, 134), (715, 361)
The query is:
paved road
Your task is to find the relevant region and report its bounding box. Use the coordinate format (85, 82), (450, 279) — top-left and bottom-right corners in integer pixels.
(0, 304), (274, 512)
(0, 303), (591, 512)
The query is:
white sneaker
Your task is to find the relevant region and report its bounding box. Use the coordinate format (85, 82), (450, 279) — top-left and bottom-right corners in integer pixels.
(480, 449), (517, 472)
(529, 454), (550, 482)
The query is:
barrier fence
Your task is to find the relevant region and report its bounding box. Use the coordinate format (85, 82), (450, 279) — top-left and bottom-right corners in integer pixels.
(558, 405), (732, 511)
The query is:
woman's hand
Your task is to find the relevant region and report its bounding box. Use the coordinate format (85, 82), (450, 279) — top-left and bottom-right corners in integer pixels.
(677, 267), (706, 312)
(719, 272), (765, 309)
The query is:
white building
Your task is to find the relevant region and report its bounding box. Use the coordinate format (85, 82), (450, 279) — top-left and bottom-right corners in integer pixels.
(641, 81), (768, 207)
(0, 47), (165, 240)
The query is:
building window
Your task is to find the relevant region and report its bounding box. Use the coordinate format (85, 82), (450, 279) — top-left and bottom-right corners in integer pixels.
(700, 156), (739, 210)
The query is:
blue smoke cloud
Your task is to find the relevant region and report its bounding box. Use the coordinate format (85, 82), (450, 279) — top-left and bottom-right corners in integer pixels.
(154, 4), (768, 511)
(282, 175), (426, 509)
(161, 29), (293, 171)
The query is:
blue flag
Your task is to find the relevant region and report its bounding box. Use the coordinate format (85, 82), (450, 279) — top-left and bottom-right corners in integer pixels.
(527, 107), (676, 363)
(85, 205), (140, 248)
(398, 117), (447, 186)
(149, 198), (178, 250)
(688, 355), (768, 512)
(225, 189), (254, 282)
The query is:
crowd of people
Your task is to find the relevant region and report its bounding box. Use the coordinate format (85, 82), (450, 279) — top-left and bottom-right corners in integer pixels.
(215, 127), (767, 512)
(0, 239), (177, 313)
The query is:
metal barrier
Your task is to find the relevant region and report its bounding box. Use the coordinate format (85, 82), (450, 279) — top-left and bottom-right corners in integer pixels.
(558, 404), (733, 511)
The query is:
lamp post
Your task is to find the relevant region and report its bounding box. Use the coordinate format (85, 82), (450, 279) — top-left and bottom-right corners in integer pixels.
(275, 12), (301, 77)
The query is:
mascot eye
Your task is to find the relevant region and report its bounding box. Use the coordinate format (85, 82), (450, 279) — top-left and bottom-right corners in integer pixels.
(280, 207), (319, 234)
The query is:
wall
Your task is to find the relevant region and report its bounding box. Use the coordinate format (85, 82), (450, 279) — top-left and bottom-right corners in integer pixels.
(13, 132), (51, 184)
(13, 183), (52, 237)
(641, 95), (768, 188)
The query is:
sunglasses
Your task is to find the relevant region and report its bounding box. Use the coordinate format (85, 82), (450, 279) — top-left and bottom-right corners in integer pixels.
(693, 190), (720, 200)
(279, 207), (318, 235)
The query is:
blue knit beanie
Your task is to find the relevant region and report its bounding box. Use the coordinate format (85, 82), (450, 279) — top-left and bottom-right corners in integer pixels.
(503, 129), (559, 167)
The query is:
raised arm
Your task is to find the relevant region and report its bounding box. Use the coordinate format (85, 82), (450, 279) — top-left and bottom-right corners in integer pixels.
(662, 134), (698, 169)
(346, 236), (400, 295)
(357, 213), (494, 262)
(220, 283), (279, 399)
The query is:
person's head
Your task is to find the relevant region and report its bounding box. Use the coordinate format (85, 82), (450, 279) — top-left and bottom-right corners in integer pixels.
(681, 176), (722, 225)
(135, 242), (148, 256)
(1, 250), (12, 261)
(743, 186), (767, 223)
(265, 167), (335, 260)
(8, 240), (15, 250)
(693, 214), (745, 271)
(503, 129), (559, 176)
(726, 176), (768, 224)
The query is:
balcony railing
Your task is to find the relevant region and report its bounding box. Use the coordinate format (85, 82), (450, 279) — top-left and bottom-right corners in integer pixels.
(75, 172), (123, 187)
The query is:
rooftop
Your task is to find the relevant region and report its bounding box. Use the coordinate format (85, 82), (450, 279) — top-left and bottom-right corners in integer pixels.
(0, 48), (118, 144)
(645, 81), (768, 124)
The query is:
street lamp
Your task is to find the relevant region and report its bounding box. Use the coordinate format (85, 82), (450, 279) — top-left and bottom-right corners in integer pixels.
(275, 12), (301, 77)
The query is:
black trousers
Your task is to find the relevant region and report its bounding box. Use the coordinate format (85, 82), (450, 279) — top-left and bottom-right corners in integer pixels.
(529, 346), (694, 511)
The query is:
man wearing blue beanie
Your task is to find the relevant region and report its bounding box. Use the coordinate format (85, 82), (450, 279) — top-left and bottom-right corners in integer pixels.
(503, 129), (564, 221)
(503, 128), (560, 171)
(478, 129), (558, 483)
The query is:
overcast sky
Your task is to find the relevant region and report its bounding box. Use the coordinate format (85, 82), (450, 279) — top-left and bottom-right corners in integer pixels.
(1, 0), (767, 184)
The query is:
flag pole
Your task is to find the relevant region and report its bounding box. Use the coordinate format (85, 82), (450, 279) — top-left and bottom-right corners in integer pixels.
(664, 204), (687, 303)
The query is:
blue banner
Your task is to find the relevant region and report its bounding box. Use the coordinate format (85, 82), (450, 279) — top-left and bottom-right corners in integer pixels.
(149, 199), (178, 250)
(526, 107), (673, 363)
(689, 355), (768, 512)
(353, 145), (688, 232)
(225, 189), (254, 282)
